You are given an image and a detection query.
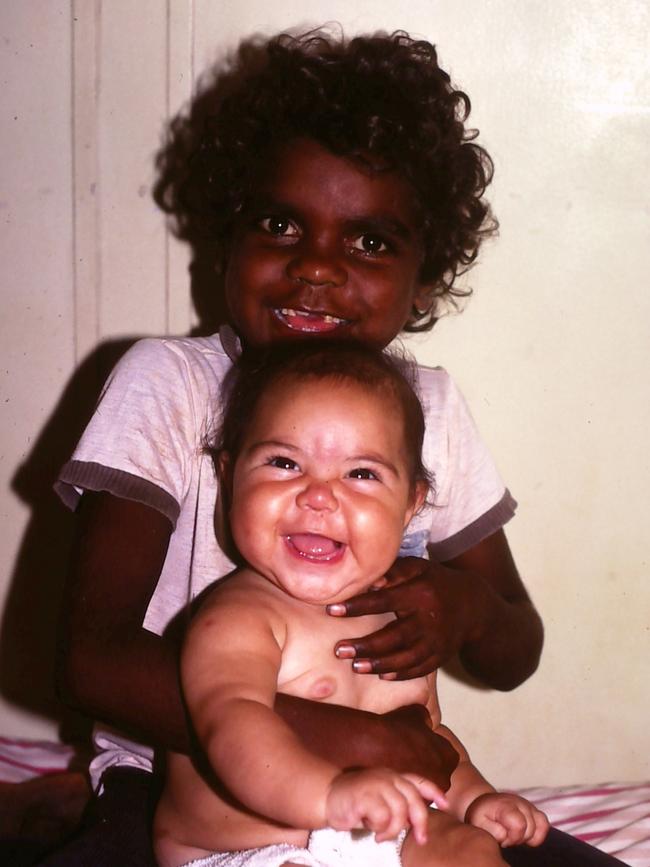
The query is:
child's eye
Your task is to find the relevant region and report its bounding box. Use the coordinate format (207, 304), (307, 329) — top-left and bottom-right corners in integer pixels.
(347, 467), (379, 481)
(351, 233), (389, 255)
(259, 216), (299, 237)
(268, 455), (299, 471)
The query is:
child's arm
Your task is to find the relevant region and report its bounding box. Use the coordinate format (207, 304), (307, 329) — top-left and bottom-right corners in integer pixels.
(57, 491), (458, 786)
(329, 528), (544, 690)
(182, 591), (446, 840)
(435, 724), (549, 848)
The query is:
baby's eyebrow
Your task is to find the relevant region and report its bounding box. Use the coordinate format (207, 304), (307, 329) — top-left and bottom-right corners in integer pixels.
(244, 439), (299, 456)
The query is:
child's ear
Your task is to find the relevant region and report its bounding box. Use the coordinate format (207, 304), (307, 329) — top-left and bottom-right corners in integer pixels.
(404, 480), (429, 527)
(411, 284), (435, 321)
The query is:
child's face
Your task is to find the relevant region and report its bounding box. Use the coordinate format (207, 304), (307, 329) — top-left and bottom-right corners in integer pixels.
(226, 377), (425, 605)
(224, 138), (432, 349)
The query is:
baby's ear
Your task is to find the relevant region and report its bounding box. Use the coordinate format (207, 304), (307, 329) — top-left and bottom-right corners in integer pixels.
(413, 480), (429, 514)
(214, 451), (241, 563)
(217, 451), (233, 500)
(404, 480), (429, 527)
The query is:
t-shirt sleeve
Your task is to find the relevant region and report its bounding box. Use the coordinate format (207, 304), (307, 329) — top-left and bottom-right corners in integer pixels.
(418, 368), (517, 562)
(55, 338), (207, 527)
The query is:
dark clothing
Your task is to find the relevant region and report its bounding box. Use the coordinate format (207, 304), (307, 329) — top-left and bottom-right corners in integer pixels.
(37, 768), (158, 867)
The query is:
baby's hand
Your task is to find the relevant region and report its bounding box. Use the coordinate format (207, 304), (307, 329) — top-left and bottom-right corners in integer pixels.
(325, 768), (448, 845)
(465, 792), (549, 847)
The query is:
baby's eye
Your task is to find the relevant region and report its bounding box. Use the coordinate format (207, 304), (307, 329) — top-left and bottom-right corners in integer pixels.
(259, 216), (298, 237)
(347, 467), (379, 481)
(268, 455), (299, 471)
(351, 234), (389, 255)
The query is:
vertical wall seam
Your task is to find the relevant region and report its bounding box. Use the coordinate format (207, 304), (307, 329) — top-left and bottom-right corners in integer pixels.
(94, 0), (102, 347)
(70, 4), (78, 363)
(164, 0), (171, 334)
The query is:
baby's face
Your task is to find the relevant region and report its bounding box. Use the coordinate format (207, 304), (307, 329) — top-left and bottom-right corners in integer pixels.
(224, 137), (433, 349)
(227, 377), (425, 605)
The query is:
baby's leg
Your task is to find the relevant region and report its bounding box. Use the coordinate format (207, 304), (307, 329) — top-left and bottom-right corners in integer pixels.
(402, 810), (507, 867)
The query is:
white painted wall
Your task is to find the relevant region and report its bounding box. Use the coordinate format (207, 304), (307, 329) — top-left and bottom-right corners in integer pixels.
(1, 1), (648, 788)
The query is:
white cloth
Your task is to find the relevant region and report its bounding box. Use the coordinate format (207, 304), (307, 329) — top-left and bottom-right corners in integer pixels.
(183, 827), (406, 867)
(56, 328), (515, 789)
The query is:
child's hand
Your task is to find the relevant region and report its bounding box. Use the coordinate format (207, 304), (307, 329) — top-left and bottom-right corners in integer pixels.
(329, 556), (480, 679)
(325, 768), (448, 845)
(465, 792), (549, 847)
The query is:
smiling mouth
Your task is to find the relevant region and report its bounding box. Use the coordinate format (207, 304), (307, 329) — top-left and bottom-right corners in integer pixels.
(274, 308), (348, 333)
(285, 533), (345, 563)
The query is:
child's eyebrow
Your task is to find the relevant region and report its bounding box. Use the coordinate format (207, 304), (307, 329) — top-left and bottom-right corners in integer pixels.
(346, 216), (414, 241)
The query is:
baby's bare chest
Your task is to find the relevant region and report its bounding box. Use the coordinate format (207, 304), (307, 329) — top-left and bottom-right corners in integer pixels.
(276, 607), (432, 714)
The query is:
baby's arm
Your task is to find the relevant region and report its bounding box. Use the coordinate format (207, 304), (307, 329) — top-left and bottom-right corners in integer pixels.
(182, 589), (446, 840)
(435, 724), (549, 848)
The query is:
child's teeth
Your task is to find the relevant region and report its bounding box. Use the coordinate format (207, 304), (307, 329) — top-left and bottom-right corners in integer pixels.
(279, 308), (342, 324)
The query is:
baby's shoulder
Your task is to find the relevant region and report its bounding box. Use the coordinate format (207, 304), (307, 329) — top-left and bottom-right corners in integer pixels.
(194, 570), (289, 641)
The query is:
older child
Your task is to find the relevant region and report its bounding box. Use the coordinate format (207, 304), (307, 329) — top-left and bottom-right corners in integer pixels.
(153, 341), (549, 867)
(50, 27), (618, 867)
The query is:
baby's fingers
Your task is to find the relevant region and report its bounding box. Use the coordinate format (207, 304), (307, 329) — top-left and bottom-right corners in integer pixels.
(391, 777), (438, 845)
(402, 773), (449, 812)
(498, 804), (548, 847)
(527, 809), (550, 847)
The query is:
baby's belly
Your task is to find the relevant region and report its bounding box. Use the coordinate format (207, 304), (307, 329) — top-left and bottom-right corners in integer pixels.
(155, 753), (310, 865)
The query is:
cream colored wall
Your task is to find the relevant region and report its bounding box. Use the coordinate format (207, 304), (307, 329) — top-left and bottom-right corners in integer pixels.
(1, 1), (648, 787)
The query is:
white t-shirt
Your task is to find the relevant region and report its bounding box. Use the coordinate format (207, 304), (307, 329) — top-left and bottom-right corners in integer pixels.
(56, 327), (515, 787)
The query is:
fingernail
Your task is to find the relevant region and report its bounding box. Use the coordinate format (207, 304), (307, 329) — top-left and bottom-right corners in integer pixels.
(352, 659), (372, 673)
(327, 603), (346, 615)
(379, 672), (397, 681)
(335, 645), (355, 659)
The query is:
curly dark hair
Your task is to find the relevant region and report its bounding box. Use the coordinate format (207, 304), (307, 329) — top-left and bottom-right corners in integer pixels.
(155, 28), (497, 330)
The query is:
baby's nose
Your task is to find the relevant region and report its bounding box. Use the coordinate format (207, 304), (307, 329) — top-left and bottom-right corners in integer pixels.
(296, 479), (338, 511)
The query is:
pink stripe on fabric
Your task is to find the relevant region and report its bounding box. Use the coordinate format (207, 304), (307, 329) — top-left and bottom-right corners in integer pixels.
(575, 830), (619, 842)
(0, 754), (65, 775)
(533, 785), (645, 801)
(554, 809), (620, 825)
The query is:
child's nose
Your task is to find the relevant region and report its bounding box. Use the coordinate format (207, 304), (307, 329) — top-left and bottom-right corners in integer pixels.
(296, 479), (338, 512)
(286, 250), (346, 288)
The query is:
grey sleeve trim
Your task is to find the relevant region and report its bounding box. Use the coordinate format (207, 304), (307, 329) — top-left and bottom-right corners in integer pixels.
(428, 490), (517, 563)
(55, 460), (180, 527)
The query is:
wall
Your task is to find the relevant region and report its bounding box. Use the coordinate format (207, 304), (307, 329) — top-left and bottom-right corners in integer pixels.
(1, 0), (648, 787)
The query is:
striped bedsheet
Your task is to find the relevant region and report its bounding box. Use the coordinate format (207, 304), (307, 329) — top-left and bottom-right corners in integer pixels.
(1, 738), (648, 865)
(517, 782), (650, 866)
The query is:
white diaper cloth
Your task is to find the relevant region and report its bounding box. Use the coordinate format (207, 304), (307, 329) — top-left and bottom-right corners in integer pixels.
(183, 827), (407, 866)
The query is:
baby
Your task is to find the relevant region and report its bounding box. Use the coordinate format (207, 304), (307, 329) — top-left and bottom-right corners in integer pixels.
(153, 341), (548, 867)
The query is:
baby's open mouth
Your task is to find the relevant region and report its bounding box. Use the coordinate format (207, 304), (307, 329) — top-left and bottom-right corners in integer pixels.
(275, 308), (347, 333)
(285, 533), (345, 562)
